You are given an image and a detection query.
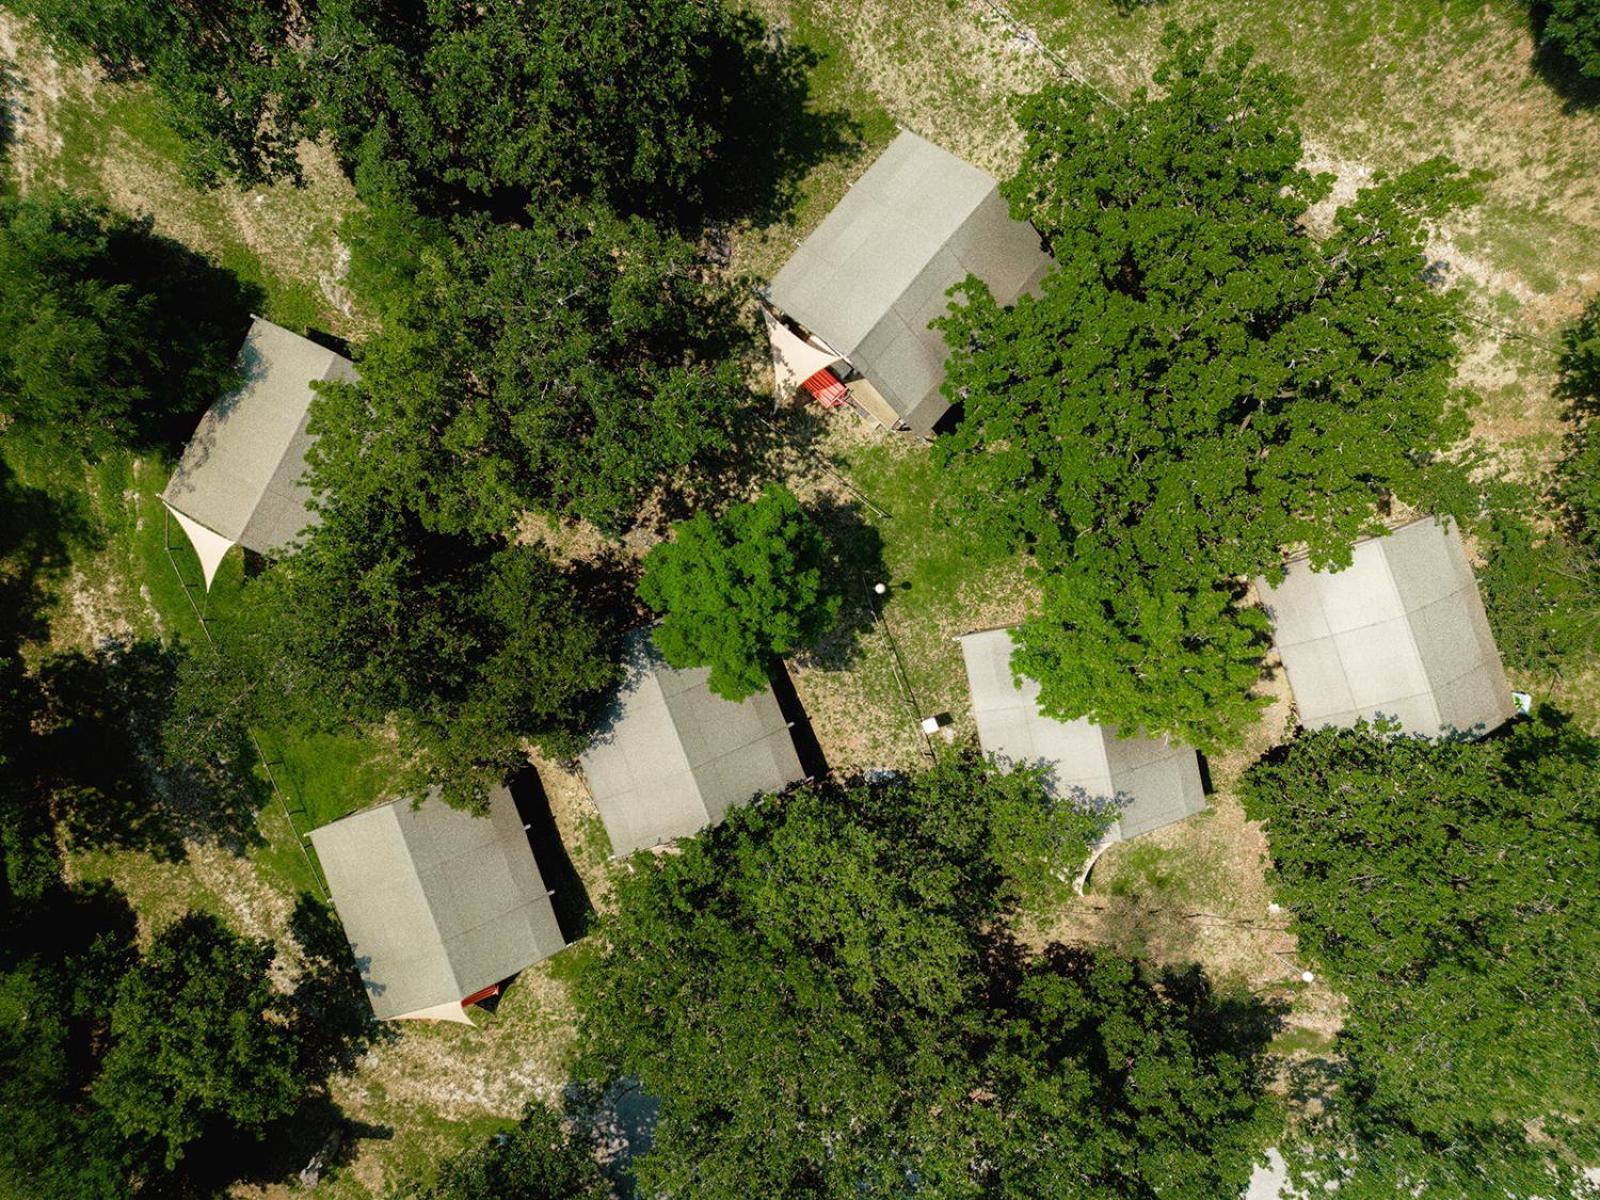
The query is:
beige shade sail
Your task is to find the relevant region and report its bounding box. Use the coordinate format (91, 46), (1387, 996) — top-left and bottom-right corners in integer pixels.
(393, 999), (476, 1025)
(763, 308), (843, 400)
(165, 503), (237, 591)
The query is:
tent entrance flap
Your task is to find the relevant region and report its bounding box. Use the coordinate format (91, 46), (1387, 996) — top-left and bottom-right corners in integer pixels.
(166, 503), (237, 591)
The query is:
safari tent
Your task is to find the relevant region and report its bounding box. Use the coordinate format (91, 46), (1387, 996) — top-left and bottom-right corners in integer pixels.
(309, 787), (566, 1023)
(580, 631), (807, 857)
(162, 317), (355, 589)
(1256, 517), (1515, 739)
(957, 627), (1208, 844)
(766, 131), (1053, 438)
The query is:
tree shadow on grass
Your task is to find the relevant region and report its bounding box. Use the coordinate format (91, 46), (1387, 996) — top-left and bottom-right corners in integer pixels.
(1283, 1053), (1344, 1108)
(0, 54), (15, 165)
(287, 893), (394, 1073)
(1528, 4), (1600, 109)
(796, 494), (887, 674)
(175, 1094), (395, 1198)
(34, 635), (266, 861)
(1556, 293), (1600, 422)
(700, 15), (866, 229)
(105, 219), (263, 455)
(0, 455), (100, 642)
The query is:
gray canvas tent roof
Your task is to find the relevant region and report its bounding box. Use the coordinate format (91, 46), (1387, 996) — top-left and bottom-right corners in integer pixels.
(162, 318), (355, 582)
(581, 632), (806, 857)
(308, 787), (565, 1022)
(768, 131), (1052, 437)
(958, 627), (1207, 842)
(1256, 517), (1514, 739)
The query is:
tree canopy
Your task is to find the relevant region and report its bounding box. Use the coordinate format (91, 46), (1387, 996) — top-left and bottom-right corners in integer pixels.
(304, 0), (803, 220)
(0, 192), (254, 455)
(0, 483), (369, 1194)
(1558, 292), (1600, 543)
(577, 755), (1276, 1198)
(189, 483), (621, 808)
(1479, 297), (1600, 673)
(639, 484), (841, 700)
(1538, 0), (1600, 80)
(6, 0), (310, 186)
(310, 202), (750, 536)
(94, 912), (304, 1167)
(12, 0), (822, 218)
(1240, 714), (1600, 1198)
(934, 23), (1475, 750)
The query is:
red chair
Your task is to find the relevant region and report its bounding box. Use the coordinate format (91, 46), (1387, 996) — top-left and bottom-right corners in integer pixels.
(800, 367), (849, 407)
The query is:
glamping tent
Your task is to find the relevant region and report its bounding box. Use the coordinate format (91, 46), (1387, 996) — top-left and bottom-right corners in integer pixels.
(766, 130), (1053, 438)
(309, 787), (566, 1023)
(957, 627), (1207, 844)
(162, 318), (356, 589)
(581, 631), (806, 857)
(1256, 517), (1514, 738)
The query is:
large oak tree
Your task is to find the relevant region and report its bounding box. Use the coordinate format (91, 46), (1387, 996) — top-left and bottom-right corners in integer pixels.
(310, 202), (750, 536)
(1241, 713), (1600, 1198)
(578, 756), (1276, 1198)
(935, 24), (1475, 749)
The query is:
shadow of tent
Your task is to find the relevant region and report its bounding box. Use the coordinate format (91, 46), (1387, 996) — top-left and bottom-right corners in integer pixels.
(509, 766), (594, 943)
(768, 656), (829, 781)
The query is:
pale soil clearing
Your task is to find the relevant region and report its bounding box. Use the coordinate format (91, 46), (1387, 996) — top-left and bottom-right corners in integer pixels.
(0, 11), (93, 181)
(1033, 668), (1345, 1048)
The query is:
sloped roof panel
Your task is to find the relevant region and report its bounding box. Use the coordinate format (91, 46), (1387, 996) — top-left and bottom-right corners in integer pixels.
(1257, 518), (1514, 739)
(162, 318), (352, 558)
(581, 632), (805, 856)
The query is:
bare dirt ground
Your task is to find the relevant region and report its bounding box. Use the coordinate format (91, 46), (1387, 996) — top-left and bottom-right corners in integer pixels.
(1034, 669), (1345, 1048)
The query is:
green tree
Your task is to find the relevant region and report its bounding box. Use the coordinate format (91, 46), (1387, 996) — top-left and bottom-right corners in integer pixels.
(578, 755), (1275, 1198)
(639, 485), (841, 700)
(94, 912), (304, 1167)
(240, 486), (620, 807)
(1478, 300), (1600, 674)
(1539, 0), (1600, 79)
(935, 23), (1475, 750)
(0, 192), (254, 455)
(311, 203), (748, 536)
(1478, 503), (1600, 673)
(401, 1103), (608, 1200)
(305, 0), (802, 219)
(1558, 293), (1600, 543)
(1011, 572), (1272, 752)
(1240, 714), (1600, 1198)
(6, 0), (311, 186)
(0, 886), (142, 1200)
